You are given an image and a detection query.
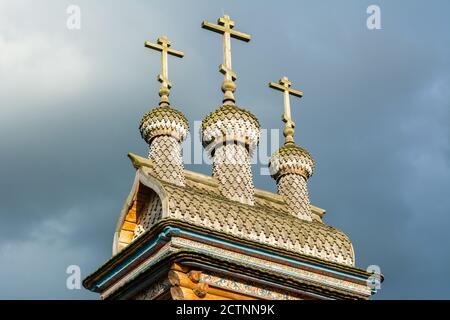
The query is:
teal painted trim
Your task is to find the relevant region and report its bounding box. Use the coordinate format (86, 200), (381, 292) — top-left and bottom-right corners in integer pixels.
(94, 226), (366, 290)
(177, 229), (367, 283)
(95, 227), (181, 289)
(177, 239), (360, 295)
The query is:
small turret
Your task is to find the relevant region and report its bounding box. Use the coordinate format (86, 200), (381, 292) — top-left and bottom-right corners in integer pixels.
(268, 77), (314, 221)
(140, 36), (188, 186)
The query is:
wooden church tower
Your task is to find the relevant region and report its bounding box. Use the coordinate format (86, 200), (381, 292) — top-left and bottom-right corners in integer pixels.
(83, 15), (381, 300)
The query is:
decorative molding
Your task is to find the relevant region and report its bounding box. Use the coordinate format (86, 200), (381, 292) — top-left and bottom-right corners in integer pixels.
(172, 237), (370, 297)
(133, 278), (171, 300)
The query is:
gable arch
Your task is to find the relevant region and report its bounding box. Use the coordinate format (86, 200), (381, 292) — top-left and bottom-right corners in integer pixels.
(113, 169), (169, 255)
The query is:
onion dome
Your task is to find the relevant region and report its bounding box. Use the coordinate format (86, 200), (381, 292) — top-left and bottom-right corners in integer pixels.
(269, 142), (315, 181)
(140, 106), (189, 144)
(201, 104), (261, 155)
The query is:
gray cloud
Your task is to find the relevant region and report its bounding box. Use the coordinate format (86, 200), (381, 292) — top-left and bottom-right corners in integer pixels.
(0, 0), (449, 299)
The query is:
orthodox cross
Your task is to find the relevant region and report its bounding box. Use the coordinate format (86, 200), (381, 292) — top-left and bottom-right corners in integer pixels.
(145, 36), (184, 106)
(269, 77), (304, 144)
(202, 15), (251, 104)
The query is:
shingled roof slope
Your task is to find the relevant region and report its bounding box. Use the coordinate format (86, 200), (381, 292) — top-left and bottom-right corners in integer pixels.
(114, 153), (355, 266)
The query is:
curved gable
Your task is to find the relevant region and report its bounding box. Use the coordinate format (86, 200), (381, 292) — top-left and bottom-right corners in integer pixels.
(113, 170), (169, 254)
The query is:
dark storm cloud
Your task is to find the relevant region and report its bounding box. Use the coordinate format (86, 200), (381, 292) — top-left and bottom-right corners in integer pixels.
(0, 0), (449, 298)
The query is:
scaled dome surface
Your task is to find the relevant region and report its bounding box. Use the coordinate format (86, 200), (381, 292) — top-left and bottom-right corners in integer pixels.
(269, 143), (315, 180)
(140, 106), (189, 143)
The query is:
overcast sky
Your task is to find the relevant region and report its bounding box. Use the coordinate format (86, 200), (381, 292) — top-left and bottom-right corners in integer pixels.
(0, 0), (449, 299)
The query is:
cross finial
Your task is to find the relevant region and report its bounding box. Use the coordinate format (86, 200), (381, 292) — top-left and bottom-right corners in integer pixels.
(219, 15), (235, 28)
(202, 15), (251, 105)
(145, 36), (184, 107)
(269, 77), (304, 145)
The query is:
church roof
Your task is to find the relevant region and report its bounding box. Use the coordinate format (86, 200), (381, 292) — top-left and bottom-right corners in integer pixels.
(115, 153), (355, 267)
